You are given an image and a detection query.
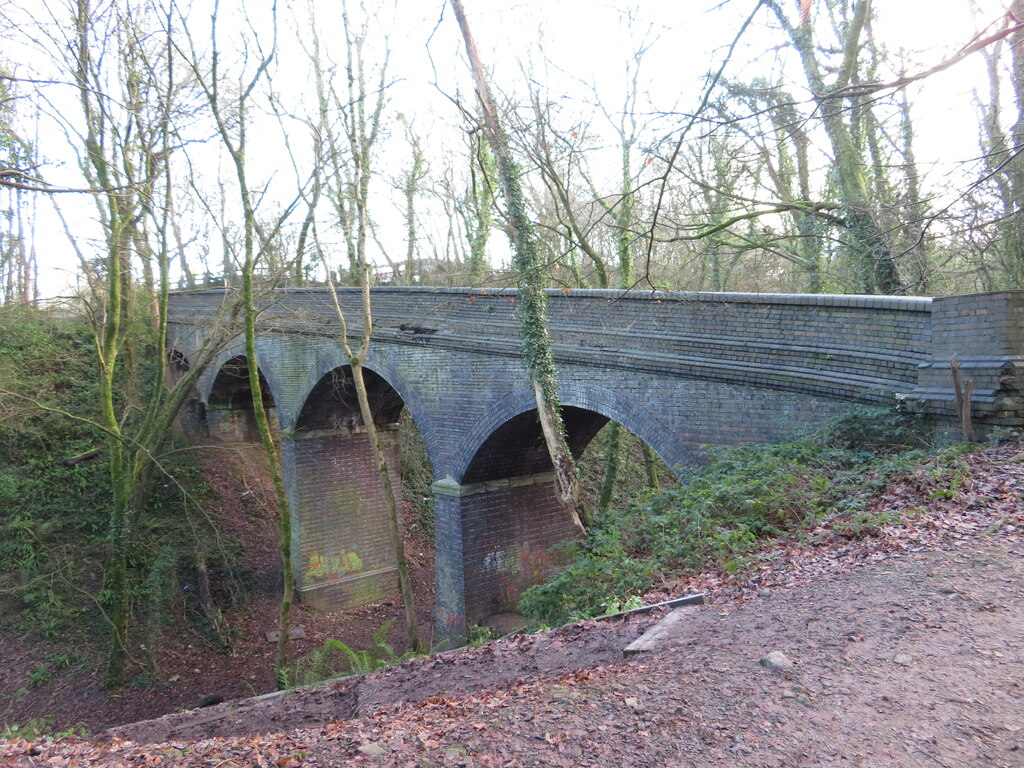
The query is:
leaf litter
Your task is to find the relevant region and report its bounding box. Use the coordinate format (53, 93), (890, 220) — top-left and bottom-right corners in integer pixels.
(3, 442), (1024, 766)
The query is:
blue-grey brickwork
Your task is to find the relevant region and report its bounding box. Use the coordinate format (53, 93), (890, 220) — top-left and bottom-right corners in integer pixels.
(914, 292), (1024, 427)
(433, 474), (574, 628)
(167, 287), (1024, 646)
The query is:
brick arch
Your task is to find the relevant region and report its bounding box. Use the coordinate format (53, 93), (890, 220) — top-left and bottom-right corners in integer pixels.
(207, 355), (276, 409)
(201, 349), (282, 444)
(281, 349), (434, 614)
(199, 342), (285, 418)
(289, 348), (438, 454)
(295, 366), (404, 432)
(167, 348), (205, 435)
(452, 383), (694, 483)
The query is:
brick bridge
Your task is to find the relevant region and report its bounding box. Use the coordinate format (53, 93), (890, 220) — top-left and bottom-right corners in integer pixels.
(167, 287), (1024, 645)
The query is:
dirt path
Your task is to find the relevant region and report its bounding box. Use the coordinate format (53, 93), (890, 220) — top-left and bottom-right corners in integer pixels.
(4, 530), (1022, 767)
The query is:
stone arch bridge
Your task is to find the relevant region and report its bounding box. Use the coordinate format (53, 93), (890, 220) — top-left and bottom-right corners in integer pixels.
(167, 287), (1024, 645)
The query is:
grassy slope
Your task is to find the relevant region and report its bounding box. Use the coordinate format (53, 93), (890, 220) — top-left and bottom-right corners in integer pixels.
(0, 307), (237, 706)
(0, 308), (111, 642)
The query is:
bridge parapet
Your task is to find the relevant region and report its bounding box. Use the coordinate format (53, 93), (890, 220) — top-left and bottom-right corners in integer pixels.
(912, 291), (1024, 428)
(170, 287), (938, 404)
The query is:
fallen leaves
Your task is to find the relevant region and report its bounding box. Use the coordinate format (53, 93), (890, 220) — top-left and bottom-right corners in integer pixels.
(3, 444), (1024, 767)
(648, 443), (1024, 613)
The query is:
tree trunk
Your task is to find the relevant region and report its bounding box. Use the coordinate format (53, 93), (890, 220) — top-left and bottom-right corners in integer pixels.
(321, 263), (422, 652)
(450, 0), (586, 533)
(241, 256), (295, 689)
(597, 422), (624, 514)
(642, 443), (660, 490)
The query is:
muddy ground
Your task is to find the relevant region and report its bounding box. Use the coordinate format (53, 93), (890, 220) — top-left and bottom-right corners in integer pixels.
(3, 444), (1023, 767)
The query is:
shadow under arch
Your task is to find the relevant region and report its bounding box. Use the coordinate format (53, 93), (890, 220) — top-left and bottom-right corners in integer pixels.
(198, 342), (286, 421)
(204, 354), (278, 442)
(294, 365), (404, 433)
(288, 347), (438, 462)
(166, 348), (190, 380)
(167, 349), (206, 436)
(453, 383), (693, 484)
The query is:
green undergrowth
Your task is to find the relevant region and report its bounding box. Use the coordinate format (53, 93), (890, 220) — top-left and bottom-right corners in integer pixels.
(0, 306), (245, 684)
(519, 407), (975, 627)
(0, 715), (89, 741)
(398, 410), (435, 539)
(0, 307), (112, 642)
(283, 620), (411, 688)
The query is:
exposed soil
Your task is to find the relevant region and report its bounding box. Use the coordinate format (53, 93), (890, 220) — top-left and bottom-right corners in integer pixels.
(2, 443), (1023, 766)
(0, 443), (437, 735)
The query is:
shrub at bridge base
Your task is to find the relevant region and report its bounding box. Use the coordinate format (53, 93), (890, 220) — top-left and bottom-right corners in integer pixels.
(519, 408), (951, 627)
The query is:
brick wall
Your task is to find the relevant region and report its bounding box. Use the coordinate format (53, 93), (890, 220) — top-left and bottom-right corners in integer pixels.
(432, 474), (576, 646)
(916, 292), (1024, 427)
(170, 288), (932, 399)
(205, 406), (280, 442)
(433, 492), (467, 645)
(280, 427), (401, 611)
(460, 479), (573, 621)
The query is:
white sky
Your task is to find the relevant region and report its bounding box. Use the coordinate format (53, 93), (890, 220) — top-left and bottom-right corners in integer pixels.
(3, 0), (1014, 297)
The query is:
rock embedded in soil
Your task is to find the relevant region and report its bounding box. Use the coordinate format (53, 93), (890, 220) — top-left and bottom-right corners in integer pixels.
(624, 697), (645, 713)
(357, 742), (387, 757)
(761, 650), (795, 672)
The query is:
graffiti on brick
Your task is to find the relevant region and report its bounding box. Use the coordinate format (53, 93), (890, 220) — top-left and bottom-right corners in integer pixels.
(482, 544), (551, 604)
(437, 606), (465, 631)
(212, 414), (239, 434)
(305, 550), (363, 584)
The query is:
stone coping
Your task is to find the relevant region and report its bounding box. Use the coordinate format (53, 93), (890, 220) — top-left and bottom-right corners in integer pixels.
(431, 471), (556, 498)
(171, 285), (936, 311)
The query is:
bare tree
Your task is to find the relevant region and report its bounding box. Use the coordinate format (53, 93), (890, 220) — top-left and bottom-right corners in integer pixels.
(7, 0), (247, 685)
(306, 0), (422, 651)
(0, 69), (37, 303)
(450, 0), (588, 532)
(177, 0), (307, 688)
(764, 0), (902, 294)
(398, 117), (428, 284)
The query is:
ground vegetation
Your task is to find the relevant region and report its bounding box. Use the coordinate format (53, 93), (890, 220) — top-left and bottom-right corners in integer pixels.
(2, 435), (1022, 766)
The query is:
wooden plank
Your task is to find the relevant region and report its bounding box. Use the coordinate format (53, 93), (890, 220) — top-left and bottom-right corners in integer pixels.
(623, 606), (701, 657)
(265, 626), (306, 642)
(598, 592), (705, 623)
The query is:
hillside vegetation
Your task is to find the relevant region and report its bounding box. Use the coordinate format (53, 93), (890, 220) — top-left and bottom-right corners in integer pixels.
(520, 409), (983, 626)
(0, 308), (111, 643)
(0, 307), (236, 690)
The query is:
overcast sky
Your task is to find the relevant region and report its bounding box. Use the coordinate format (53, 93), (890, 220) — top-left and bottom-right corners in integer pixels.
(4, 0), (1013, 296)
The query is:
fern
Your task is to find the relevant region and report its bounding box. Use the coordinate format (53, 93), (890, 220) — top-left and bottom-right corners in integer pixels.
(284, 620), (401, 688)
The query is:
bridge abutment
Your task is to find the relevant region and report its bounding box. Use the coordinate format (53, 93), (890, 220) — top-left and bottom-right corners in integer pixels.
(431, 472), (576, 647)
(912, 291), (1024, 430)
